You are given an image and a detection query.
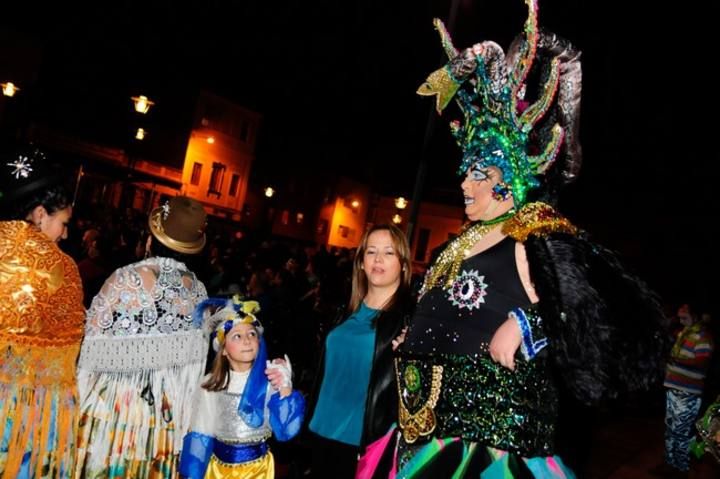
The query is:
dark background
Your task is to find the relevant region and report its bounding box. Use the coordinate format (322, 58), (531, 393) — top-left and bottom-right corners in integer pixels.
(0, 0), (716, 309)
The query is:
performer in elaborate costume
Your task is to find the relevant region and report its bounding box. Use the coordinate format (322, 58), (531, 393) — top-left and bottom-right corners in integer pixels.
(75, 196), (209, 478)
(179, 299), (305, 479)
(359, 1), (666, 477)
(0, 157), (84, 478)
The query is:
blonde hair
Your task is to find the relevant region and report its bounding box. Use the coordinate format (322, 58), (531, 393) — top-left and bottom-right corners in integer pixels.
(348, 224), (412, 313)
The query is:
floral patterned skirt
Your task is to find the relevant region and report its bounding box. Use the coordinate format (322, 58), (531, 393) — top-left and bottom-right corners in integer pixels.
(75, 362), (205, 478)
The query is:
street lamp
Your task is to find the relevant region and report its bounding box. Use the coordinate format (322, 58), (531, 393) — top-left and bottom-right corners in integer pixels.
(1, 82), (19, 97)
(131, 95), (154, 114)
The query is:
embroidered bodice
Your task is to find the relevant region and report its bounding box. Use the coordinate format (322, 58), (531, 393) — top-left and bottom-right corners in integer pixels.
(78, 256), (208, 372)
(84, 256), (207, 337)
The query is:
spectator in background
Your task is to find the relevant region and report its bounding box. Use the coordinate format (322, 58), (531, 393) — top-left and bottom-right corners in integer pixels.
(652, 303), (715, 478)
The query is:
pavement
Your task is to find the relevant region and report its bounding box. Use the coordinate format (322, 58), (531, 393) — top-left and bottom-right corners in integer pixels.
(583, 402), (719, 479)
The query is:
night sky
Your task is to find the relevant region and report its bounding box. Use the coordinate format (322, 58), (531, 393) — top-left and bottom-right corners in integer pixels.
(0, 1), (716, 307)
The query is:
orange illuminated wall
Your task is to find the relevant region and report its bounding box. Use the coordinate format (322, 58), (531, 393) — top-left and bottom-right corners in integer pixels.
(182, 130), (252, 212)
(181, 91), (260, 217)
(323, 178), (370, 249)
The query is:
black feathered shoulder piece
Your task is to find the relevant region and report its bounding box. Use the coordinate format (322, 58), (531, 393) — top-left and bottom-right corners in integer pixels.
(509, 203), (668, 405)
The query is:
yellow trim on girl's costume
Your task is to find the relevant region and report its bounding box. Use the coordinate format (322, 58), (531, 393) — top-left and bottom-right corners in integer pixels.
(204, 451), (274, 478)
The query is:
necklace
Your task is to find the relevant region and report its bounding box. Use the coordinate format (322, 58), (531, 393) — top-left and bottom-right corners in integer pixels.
(421, 209), (515, 294)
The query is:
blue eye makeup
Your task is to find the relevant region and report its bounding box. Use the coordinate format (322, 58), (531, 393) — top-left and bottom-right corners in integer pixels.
(470, 164), (489, 181)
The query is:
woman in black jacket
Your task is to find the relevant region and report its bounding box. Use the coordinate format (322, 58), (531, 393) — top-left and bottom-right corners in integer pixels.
(308, 224), (413, 478)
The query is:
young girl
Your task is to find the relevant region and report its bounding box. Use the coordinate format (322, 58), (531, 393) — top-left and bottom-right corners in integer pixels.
(179, 298), (305, 479)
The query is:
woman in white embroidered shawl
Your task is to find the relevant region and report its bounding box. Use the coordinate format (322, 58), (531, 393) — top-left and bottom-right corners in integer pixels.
(75, 196), (209, 478)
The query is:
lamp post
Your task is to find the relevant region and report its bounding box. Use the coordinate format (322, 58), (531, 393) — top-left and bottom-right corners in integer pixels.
(0, 81), (25, 152)
(123, 94), (154, 210)
(263, 186), (277, 237)
(392, 196), (408, 226)
(131, 95), (154, 114)
(1, 82), (20, 97)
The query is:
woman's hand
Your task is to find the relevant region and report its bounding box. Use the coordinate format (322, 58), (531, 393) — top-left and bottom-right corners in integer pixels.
(265, 355), (292, 397)
(489, 317), (522, 370)
(392, 327), (408, 351)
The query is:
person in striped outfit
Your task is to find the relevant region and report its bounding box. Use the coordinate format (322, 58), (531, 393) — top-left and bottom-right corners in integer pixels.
(659, 303), (715, 477)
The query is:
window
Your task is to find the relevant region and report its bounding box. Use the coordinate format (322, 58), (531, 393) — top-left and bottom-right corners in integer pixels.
(338, 225), (354, 239)
(229, 173), (240, 196)
(415, 228), (431, 262)
(240, 121), (250, 142)
(190, 162), (202, 186)
(208, 162), (226, 197)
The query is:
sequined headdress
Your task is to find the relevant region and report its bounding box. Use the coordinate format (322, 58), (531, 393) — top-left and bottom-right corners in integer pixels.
(194, 297), (263, 352)
(417, 0), (583, 207)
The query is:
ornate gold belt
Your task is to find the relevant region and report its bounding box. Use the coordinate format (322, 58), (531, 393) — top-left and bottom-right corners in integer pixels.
(396, 359), (443, 444)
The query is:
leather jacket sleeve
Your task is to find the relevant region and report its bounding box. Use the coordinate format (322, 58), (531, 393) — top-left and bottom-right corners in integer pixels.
(360, 292), (414, 450)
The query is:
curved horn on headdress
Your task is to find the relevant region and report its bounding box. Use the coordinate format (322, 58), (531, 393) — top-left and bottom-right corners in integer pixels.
(529, 124), (564, 174)
(434, 18), (458, 59)
(509, 0), (540, 117)
(519, 56), (561, 130)
(539, 31), (583, 183)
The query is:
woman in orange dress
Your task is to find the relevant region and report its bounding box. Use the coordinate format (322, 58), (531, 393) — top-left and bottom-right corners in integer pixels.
(0, 158), (85, 478)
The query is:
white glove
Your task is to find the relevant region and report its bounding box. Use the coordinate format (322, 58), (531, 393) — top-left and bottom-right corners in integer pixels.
(266, 354), (292, 390)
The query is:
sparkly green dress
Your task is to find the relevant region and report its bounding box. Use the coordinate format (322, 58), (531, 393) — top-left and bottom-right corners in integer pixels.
(391, 236), (570, 477)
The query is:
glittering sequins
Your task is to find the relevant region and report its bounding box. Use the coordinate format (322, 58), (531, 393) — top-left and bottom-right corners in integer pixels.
(502, 202), (577, 241)
(448, 269), (488, 310)
(421, 218), (509, 294)
(397, 359), (444, 444)
(404, 364), (422, 392)
(396, 352), (558, 456)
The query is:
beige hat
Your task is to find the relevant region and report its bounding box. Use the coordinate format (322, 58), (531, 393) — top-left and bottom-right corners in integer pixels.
(148, 196), (207, 254)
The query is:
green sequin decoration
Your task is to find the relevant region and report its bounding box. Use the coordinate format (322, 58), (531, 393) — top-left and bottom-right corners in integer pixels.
(404, 364), (421, 392)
